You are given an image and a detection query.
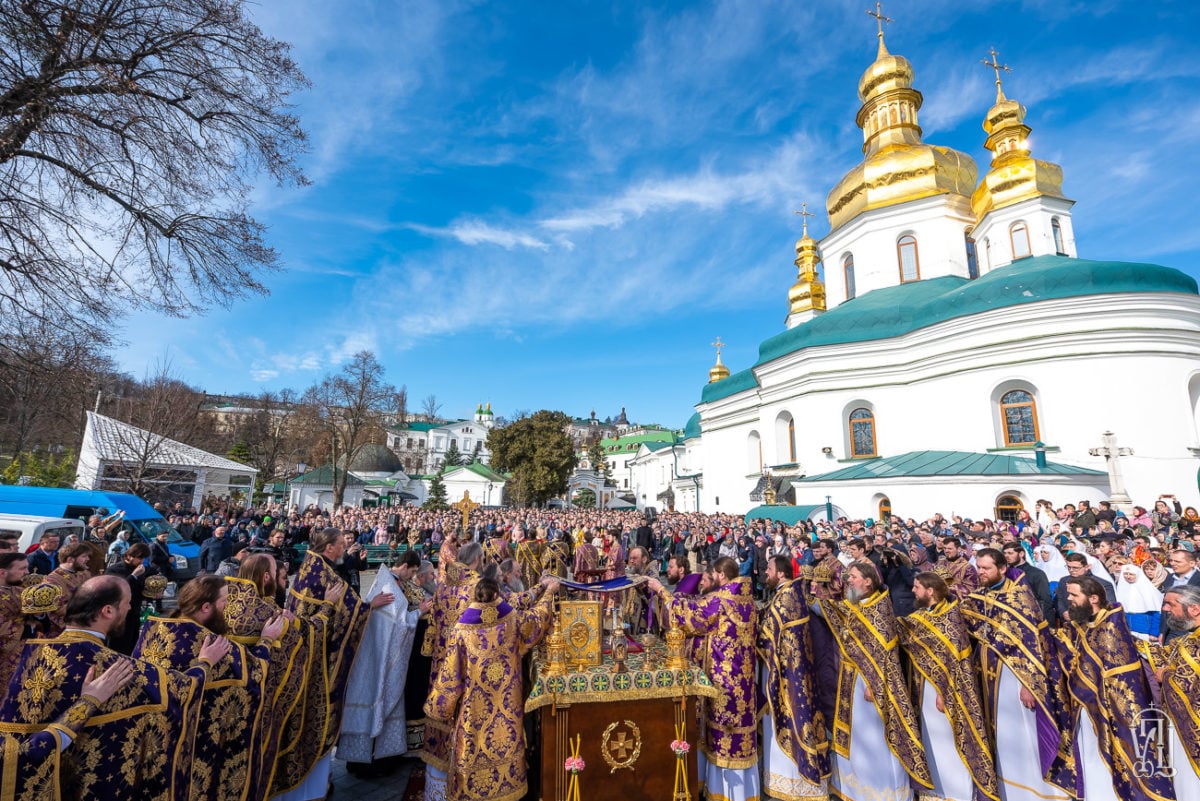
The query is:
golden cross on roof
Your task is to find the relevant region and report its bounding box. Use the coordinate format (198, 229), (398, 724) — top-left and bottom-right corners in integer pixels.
(867, 2), (893, 40)
(794, 203), (815, 238)
(981, 47), (1012, 99)
(711, 336), (725, 358)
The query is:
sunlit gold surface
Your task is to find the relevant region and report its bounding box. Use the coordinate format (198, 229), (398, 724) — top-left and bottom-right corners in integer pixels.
(827, 33), (977, 232)
(787, 234), (826, 316)
(971, 94), (1067, 221)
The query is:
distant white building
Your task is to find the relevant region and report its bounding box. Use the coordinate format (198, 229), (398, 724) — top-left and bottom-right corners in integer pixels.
(386, 404), (496, 474)
(76, 411), (257, 509)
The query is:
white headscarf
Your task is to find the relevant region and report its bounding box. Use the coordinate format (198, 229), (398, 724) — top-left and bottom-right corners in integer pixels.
(1115, 563), (1163, 614)
(1033, 544), (1069, 583)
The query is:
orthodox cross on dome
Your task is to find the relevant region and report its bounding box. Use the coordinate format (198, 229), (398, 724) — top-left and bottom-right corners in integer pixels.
(867, 2), (893, 44)
(794, 203), (815, 238)
(1088, 431), (1134, 513)
(981, 47), (1012, 100)
(711, 336), (725, 359)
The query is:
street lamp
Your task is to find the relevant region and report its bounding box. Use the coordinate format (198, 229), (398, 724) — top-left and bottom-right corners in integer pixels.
(486, 482), (493, 506)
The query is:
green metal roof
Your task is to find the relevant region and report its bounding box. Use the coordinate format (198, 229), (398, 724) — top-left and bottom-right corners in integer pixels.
(640, 441), (675, 453)
(745, 505), (823, 525)
(599, 430), (678, 451)
(798, 450), (1106, 482)
(291, 464), (367, 486)
(683, 412), (702, 440)
(702, 255), (1197, 404)
(446, 463), (508, 482)
(391, 422), (440, 433)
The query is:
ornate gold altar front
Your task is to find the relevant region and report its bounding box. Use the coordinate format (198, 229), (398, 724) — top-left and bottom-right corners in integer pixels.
(528, 640), (715, 801)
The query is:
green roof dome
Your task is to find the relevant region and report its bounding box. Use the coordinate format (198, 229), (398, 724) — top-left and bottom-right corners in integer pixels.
(683, 412), (702, 440)
(702, 255), (1197, 405)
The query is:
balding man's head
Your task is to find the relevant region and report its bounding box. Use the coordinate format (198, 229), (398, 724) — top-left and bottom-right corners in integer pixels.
(64, 575), (130, 635)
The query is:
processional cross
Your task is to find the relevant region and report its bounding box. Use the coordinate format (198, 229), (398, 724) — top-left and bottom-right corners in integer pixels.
(981, 47), (1012, 99)
(1089, 431), (1134, 512)
(451, 491), (480, 535)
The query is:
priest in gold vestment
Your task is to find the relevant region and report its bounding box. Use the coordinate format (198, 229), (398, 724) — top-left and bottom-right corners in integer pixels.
(1159, 585), (1200, 801)
(424, 571), (558, 801)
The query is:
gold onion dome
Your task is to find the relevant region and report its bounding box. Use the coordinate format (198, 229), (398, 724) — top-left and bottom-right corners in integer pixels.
(788, 211), (826, 316)
(971, 69), (1067, 222)
(708, 353), (730, 384)
(826, 29), (977, 232)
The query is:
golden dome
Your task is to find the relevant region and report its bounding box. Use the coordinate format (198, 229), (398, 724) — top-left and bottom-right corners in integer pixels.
(787, 234), (826, 316)
(971, 82), (1067, 222)
(826, 32), (977, 232)
(708, 352), (730, 384)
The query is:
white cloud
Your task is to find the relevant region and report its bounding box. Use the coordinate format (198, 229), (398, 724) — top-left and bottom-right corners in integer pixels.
(406, 219), (551, 251)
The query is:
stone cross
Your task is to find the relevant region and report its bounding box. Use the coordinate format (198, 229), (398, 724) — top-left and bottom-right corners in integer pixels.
(451, 490), (480, 534)
(1089, 431), (1134, 513)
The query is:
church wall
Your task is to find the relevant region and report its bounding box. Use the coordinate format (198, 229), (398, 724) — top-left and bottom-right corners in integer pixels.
(696, 292), (1200, 517)
(820, 194), (975, 308)
(975, 195), (1077, 272)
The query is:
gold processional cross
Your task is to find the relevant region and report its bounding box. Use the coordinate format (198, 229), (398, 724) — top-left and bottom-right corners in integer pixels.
(451, 491), (480, 534)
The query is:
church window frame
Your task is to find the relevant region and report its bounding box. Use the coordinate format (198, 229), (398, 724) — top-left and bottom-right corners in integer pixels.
(1052, 218), (1066, 255)
(999, 389), (1039, 446)
(775, 412), (797, 465)
(747, 430), (762, 474)
(848, 407), (878, 458)
(965, 232), (979, 279)
(995, 495), (1024, 523)
(1010, 221), (1031, 260)
(878, 497), (892, 522)
(897, 235), (920, 282)
(843, 254), (856, 300)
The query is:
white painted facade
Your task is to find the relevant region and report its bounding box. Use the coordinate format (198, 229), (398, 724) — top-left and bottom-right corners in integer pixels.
(975, 195), (1077, 273)
(386, 407), (495, 474)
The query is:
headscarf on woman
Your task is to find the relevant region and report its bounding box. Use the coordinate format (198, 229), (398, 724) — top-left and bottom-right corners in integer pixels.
(1033, 543), (1069, 586)
(1142, 559), (1169, 591)
(1116, 563), (1164, 639)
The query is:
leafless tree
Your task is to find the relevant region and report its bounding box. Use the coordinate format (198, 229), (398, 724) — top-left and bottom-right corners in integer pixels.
(421, 394), (442, 422)
(230, 388), (299, 483)
(300, 352), (398, 507)
(0, 1), (308, 337)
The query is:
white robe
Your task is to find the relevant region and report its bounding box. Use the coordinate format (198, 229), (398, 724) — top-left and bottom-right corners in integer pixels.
(992, 666), (1071, 801)
(698, 749), (760, 801)
(829, 675), (911, 801)
(337, 568), (419, 762)
(1170, 721), (1200, 801)
(1075, 710), (1120, 801)
(759, 673), (825, 801)
(917, 680), (974, 801)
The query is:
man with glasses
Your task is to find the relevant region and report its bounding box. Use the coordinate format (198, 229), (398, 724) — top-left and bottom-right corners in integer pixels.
(1053, 552), (1115, 622)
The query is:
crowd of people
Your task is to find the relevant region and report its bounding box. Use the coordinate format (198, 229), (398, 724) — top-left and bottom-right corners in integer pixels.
(0, 490), (1196, 801)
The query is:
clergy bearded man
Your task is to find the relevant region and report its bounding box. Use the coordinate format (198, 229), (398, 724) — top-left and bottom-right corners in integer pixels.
(1157, 585), (1200, 801)
(817, 561), (932, 801)
(757, 555), (829, 801)
(0, 575), (228, 801)
(134, 575), (286, 801)
(424, 570), (559, 801)
(961, 549), (1075, 801)
(339, 549), (431, 776)
(647, 556), (760, 801)
(899, 572), (999, 801)
(1059, 575), (1175, 801)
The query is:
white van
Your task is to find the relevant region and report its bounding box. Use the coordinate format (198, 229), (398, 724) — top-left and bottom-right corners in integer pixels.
(0, 515), (86, 552)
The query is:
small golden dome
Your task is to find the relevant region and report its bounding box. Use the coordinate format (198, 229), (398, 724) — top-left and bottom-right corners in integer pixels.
(971, 83), (1067, 222)
(708, 353), (730, 384)
(788, 235), (826, 316)
(827, 31), (977, 233)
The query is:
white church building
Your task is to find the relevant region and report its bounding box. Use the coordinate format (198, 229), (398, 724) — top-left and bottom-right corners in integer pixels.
(680, 29), (1200, 522)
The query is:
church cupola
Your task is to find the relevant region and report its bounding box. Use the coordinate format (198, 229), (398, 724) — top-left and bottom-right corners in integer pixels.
(786, 204), (826, 328)
(825, 4), (977, 234)
(970, 49), (1076, 271)
(708, 337), (731, 384)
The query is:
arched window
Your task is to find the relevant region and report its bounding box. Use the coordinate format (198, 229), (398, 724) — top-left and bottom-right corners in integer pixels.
(1052, 218), (1066, 255)
(775, 413), (796, 465)
(995, 495), (1023, 523)
(1010, 222), (1031, 260)
(747, 431), (762, 474)
(1000, 390), (1039, 445)
(848, 408), (877, 457)
(897, 235), (920, 282)
(965, 234), (979, 279)
(843, 254), (856, 300)
(878, 497), (892, 522)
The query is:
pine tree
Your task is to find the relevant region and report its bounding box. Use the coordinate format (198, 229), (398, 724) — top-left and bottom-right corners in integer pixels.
(443, 440), (463, 468)
(471, 440), (483, 464)
(423, 471), (449, 510)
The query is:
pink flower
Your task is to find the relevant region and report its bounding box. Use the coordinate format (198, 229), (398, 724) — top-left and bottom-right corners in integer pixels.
(564, 755), (586, 774)
(670, 739), (690, 756)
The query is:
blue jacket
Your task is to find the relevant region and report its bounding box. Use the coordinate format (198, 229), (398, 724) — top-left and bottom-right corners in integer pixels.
(199, 536), (233, 573)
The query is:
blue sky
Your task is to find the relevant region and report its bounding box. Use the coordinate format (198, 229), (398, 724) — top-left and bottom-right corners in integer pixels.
(114, 0), (1200, 429)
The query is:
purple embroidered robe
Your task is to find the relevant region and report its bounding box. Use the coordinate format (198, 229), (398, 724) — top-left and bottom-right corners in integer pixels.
(1160, 628), (1200, 779)
(961, 578), (1077, 792)
(660, 576), (758, 768)
(756, 577), (829, 785)
(1057, 605), (1175, 801)
(424, 597), (555, 801)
